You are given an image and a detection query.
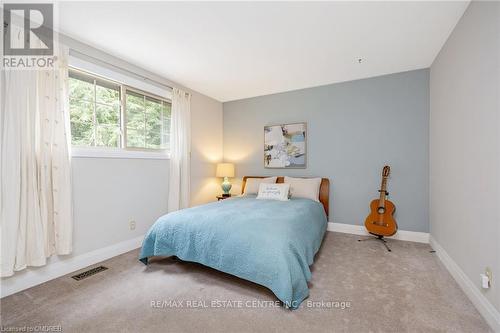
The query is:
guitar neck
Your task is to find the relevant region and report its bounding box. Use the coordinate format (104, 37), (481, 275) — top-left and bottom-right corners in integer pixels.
(378, 177), (388, 206)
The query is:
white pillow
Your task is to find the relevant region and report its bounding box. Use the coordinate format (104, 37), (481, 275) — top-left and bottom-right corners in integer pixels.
(243, 177), (277, 195)
(284, 177), (322, 202)
(256, 183), (290, 201)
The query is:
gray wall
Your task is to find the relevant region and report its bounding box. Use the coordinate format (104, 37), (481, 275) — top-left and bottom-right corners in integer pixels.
(223, 69), (429, 232)
(430, 0), (500, 316)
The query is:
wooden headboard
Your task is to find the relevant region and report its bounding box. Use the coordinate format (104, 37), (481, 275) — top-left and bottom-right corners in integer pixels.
(241, 176), (330, 218)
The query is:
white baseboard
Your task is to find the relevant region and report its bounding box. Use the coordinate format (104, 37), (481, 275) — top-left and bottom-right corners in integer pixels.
(0, 235), (144, 298)
(429, 236), (500, 332)
(327, 222), (430, 243)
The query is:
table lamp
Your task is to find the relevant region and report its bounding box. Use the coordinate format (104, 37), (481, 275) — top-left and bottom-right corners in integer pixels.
(216, 163), (235, 197)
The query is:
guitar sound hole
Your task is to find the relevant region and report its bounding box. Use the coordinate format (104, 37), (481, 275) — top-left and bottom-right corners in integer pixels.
(377, 207), (385, 214)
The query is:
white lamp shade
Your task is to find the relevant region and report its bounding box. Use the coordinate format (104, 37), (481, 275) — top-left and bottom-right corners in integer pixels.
(216, 163), (235, 178)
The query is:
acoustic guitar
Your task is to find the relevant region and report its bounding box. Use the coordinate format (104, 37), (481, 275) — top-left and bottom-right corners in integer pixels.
(364, 166), (398, 237)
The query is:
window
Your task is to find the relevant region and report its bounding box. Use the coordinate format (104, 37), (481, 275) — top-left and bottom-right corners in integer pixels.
(68, 69), (171, 154)
(125, 89), (171, 150)
(69, 71), (121, 147)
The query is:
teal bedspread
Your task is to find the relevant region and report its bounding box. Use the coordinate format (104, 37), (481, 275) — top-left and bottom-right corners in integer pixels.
(139, 196), (328, 309)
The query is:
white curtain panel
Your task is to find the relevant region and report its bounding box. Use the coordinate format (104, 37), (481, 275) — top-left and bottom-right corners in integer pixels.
(167, 88), (191, 212)
(0, 45), (73, 277)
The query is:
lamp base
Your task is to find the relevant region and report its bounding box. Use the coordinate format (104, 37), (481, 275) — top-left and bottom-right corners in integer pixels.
(221, 177), (232, 196)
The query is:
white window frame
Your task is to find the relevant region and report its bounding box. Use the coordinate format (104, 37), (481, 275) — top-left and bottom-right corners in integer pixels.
(69, 67), (171, 160)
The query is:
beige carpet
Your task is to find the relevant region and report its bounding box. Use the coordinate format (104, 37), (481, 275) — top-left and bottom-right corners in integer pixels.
(0, 232), (491, 333)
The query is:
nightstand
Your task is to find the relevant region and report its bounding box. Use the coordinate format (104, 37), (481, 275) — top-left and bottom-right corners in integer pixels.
(217, 195), (231, 201)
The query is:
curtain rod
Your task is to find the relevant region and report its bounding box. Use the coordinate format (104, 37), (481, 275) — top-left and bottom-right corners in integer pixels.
(69, 49), (174, 92)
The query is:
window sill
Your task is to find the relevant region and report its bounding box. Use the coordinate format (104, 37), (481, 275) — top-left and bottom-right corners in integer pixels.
(71, 147), (170, 160)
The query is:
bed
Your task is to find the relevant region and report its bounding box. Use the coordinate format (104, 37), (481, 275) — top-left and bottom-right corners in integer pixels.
(139, 176), (329, 309)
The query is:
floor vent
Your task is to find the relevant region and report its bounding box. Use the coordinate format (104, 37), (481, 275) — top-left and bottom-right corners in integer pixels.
(71, 266), (108, 281)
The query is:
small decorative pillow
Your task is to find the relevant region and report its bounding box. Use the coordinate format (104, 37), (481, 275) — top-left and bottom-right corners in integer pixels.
(284, 176), (322, 202)
(243, 177), (277, 195)
(256, 183), (290, 201)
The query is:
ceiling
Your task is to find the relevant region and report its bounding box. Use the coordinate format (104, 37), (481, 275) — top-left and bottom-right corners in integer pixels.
(59, 1), (469, 102)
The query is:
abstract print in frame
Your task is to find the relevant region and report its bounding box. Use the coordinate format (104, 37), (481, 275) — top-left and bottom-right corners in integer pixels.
(264, 123), (306, 168)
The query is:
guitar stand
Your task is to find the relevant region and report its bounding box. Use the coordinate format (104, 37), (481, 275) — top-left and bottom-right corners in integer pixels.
(358, 234), (392, 252)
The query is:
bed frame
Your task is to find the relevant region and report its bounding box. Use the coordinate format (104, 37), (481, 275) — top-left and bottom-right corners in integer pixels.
(241, 176), (330, 218)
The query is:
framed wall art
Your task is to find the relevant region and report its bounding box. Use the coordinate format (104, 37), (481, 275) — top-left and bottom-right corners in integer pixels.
(264, 122), (306, 168)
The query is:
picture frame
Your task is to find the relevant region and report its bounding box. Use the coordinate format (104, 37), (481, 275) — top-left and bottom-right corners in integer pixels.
(264, 122), (307, 169)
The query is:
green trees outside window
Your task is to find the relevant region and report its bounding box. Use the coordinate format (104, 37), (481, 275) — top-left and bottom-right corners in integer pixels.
(68, 69), (171, 151)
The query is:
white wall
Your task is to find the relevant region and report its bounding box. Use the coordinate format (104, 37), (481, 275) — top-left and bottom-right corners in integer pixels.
(0, 37), (223, 297)
(430, 0), (500, 326)
(191, 93), (224, 206)
(71, 158), (169, 255)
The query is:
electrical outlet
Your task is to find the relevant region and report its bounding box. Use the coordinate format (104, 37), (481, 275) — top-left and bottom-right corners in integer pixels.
(129, 220), (136, 231)
(485, 267), (492, 286)
(481, 267), (492, 289)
